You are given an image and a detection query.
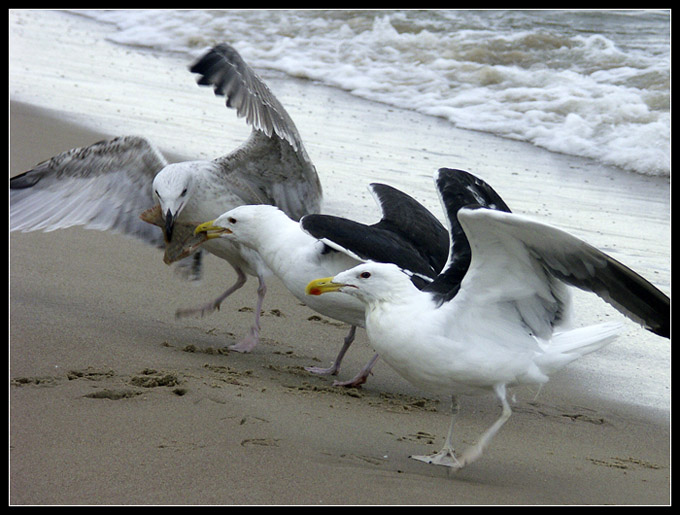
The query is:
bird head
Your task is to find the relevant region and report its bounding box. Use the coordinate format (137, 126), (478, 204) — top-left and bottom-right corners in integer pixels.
(152, 163), (197, 242)
(305, 262), (416, 305)
(193, 205), (287, 248)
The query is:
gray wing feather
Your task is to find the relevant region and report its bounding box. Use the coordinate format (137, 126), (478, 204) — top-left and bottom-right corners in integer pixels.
(190, 43), (304, 153)
(10, 135), (167, 245)
(191, 44), (323, 219)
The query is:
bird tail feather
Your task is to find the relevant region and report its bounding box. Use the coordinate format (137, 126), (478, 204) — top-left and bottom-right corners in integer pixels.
(536, 322), (622, 376)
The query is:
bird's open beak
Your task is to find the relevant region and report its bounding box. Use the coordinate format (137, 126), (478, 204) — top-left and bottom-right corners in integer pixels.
(305, 277), (347, 296)
(194, 219), (232, 239)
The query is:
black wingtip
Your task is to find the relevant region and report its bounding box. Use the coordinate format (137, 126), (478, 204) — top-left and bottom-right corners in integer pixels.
(10, 170), (41, 189)
(654, 322), (670, 339)
(435, 168), (512, 213)
(644, 291), (670, 339)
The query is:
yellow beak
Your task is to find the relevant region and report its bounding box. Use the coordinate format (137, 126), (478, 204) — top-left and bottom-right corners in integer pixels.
(194, 219), (231, 239)
(305, 277), (345, 296)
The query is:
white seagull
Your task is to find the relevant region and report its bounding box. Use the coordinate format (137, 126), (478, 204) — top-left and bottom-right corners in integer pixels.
(193, 180), (461, 386)
(10, 43), (323, 352)
(305, 167), (670, 470)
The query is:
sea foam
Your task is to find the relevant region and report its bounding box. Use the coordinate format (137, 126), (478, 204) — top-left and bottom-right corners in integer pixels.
(75, 9), (670, 177)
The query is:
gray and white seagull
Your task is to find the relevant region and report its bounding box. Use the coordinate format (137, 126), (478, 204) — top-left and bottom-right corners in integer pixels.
(10, 43), (323, 352)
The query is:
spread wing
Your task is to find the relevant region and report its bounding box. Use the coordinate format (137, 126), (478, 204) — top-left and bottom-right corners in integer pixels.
(191, 43), (322, 220)
(429, 170), (669, 339)
(190, 43), (304, 152)
(10, 135), (167, 245)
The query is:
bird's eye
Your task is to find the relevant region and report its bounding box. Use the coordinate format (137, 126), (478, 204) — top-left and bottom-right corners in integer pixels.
(360, 271), (371, 279)
(228, 217), (237, 224)
(180, 188), (187, 197)
(155, 189), (161, 199)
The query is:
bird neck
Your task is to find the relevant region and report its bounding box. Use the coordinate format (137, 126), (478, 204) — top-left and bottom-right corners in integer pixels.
(363, 280), (423, 313)
(250, 215), (311, 267)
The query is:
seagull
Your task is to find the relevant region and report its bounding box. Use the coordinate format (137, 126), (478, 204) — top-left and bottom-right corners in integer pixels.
(10, 43), (323, 352)
(305, 167), (670, 470)
(193, 180), (458, 386)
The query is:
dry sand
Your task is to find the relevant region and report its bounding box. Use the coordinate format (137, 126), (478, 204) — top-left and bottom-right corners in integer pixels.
(9, 10), (670, 506)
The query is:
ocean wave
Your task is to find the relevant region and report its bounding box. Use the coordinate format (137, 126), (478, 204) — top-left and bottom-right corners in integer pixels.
(75, 9), (670, 177)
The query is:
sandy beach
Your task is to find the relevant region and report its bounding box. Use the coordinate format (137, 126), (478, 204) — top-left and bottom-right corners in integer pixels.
(10, 11), (670, 505)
